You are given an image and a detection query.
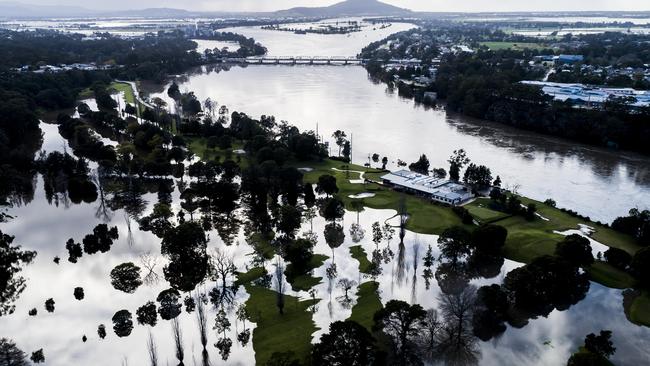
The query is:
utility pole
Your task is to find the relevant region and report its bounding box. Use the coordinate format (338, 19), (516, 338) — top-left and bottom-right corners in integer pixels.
(350, 133), (353, 164)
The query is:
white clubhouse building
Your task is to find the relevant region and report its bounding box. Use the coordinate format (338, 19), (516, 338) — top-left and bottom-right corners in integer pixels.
(380, 170), (473, 205)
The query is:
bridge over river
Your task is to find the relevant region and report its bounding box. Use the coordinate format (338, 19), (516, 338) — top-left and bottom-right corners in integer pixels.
(213, 56), (439, 66)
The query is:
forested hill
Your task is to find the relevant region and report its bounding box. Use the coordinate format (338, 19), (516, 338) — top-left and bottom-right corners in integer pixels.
(276, 0), (411, 17)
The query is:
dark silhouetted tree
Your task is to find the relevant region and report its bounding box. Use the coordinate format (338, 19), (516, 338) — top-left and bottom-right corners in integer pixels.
(112, 310), (134, 337)
(0, 230), (36, 316)
(312, 320), (377, 366)
(157, 289), (182, 320)
(409, 154), (430, 175)
(373, 300), (426, 366)
(73, 287), (84, 300)
(110, 262), (143, 293)
(316, 175), (339, 197)
(555, 234), (594, 268)
(585, 330), (616, 359)
(0, 338), (27, 366)
(137, 301), (158, 327)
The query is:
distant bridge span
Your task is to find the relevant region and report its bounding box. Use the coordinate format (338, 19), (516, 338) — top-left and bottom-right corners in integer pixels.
(213, 56), (436, 66)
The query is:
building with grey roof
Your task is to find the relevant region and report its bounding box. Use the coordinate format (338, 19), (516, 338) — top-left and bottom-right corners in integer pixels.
(520, 81), (650, 108)
(380, 170), (473, 205)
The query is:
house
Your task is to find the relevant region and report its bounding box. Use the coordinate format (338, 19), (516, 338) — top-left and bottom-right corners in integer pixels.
(380, 170), (473, 205)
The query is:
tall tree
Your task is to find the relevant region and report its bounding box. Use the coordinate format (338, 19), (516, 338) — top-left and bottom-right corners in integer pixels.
(373, 300), (427, 366)
(0, 230), (36, 316)
(332, 130), (348, 157)
(312, 321), (377, 366)
(555, 234), (594, 268)
(448, 149), (470, 182)
(409, 154), (430, 175)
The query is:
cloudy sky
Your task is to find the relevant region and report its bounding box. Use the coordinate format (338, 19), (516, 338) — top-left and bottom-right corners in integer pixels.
(19, 0), (650, 12)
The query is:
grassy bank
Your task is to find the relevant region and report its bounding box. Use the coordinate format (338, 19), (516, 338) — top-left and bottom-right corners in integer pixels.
(350, 245), (372, 274)
(298, 159), (472, 234)
(348, 281), (382, 331)
(465, 197), (642, 265)
(244, 284), (319, 365)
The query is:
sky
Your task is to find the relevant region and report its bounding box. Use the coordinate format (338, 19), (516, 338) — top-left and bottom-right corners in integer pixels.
(14, 0), (650, 12)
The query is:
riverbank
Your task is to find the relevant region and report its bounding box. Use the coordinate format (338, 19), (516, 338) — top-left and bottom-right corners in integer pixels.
(185, 137), (644, 289)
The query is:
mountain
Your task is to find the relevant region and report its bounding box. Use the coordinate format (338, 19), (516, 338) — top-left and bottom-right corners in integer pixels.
(276, 0), (412, 17)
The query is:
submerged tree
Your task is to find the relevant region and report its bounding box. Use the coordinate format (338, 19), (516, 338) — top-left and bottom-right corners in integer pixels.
(65, 238), (83, 263)
(73, 287), (84, 300)
(324, 223), (345, 260)
(82, 224), (119, 255)
(136, 301), (158, 327)
(312, 321), (377, 366)
(172, 318), (185, 366)
(44, 298), (55, 313)
(435, 286), (480, 366)
(422, 245), (435, 290)
(110, 262), (143, 293)
(157, 289), (182, 320)
(196, 293), (209, 351)
(585, 330), (616, 359)
(419, 309), (442, 363)
(209, 248), (238, 309)
(275, 260), (286, 315)
(97, 324), (107, 339)
(337, 278), (357, 301)
(139, 252), (161, 286)
(0, 338), (28, 366)
(236, 304), (251, 347)
(373, 300), (427, 366)
(162, 221), (209, 292)
(504, 255), (590, 318)
(213, 308), (232, 360)
(30, 348), (44, 363)
(112, 310), (134, 337)
(0, 230), (36, 316)
(147, 331), (158, 366)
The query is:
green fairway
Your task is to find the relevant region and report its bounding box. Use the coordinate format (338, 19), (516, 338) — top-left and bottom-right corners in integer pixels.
(244, 285), (319, 365)
(109, 82), (137, 105)
(587, 262), (636, 289)
(299, 160), (471, 234)
(186, 136), (249, 167)
(285, 254), (328, 291)
(466, 198), (642, 265)
(465, 201), (510, 223)
(235, 267), (267, 286)
(350, 245), (372, 274)
(348, 281), (383, 331)
(630, 292), (650, 327)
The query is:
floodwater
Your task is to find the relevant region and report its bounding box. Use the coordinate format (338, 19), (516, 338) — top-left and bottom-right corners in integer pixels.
(218, 18), (415, 57)
(145, 19), (650, 224)
(149, 64), (650, 224)
(2, 17), (650, 366)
